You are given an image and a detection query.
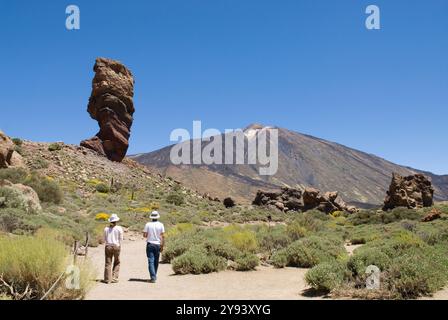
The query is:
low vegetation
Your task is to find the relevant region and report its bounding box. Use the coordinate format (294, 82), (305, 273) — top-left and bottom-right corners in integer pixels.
(1, 144), (448, 300)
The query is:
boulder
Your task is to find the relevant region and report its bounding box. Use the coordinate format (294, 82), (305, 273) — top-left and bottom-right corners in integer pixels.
(383, 173), (434, 210)
(421, 208), (441, 222)
(0, 180), (41, 213)
(223, 197), (236, 208)
(81, 58), (135, 162)
(0, 130), (24, 168)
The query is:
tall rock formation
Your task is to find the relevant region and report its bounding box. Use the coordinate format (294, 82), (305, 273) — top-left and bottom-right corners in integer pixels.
(383, 173), (434, 210)
(81, 58), (135, 162)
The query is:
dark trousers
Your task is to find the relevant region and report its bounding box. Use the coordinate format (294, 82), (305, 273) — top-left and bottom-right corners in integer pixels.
(146, 243), (160, 280)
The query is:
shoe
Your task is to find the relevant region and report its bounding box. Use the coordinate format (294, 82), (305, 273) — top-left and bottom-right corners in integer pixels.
(101, 280), (111, 284)
(149, 279), (156, 283)
(111, 279), (119, 283)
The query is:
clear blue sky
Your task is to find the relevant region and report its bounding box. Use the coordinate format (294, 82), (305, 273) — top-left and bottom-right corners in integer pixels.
(1, 1), (447, 174)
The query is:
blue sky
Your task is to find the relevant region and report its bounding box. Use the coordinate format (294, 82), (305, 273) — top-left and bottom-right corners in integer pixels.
(0, 0), (447, 174)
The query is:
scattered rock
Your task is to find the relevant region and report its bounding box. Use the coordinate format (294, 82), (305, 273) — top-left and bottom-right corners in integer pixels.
(0, 130), (24, 168)
(253, 187), (357, 214)
(383, 173), (434, 210)
(81, 57), (135, 162)
(421, 208), (442, 222)
(223, 197), (236, 208)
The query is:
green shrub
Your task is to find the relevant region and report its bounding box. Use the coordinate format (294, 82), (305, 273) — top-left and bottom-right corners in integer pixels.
(48, 143), (62, 152)
(235, 253), (259, 271)
(202, 238), (240, 260)
(0, 236), (94, 300)
(172, 247), (227, 274)
(305, 261), (347, 292)
(386, 247), (448, 299)
(166, 193), (185, 206)
(271, 248), (289, 268)
(347, 247), (391, 276)
(271, 236), (346, 268)
(0, 168), (27, 184)
(256, 225), (291, 253)
(95, 183), (110, 194)
(286, 222), (308, 241)
(24, 174), (63, 204)
(12, 138), (23, 146)
(228, 230), (258, 253)
(30, 158), (49, 170)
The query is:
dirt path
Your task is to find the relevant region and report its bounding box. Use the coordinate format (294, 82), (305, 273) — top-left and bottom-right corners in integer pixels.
(86, 239), (448, 300)
(86, 238), (321, 300)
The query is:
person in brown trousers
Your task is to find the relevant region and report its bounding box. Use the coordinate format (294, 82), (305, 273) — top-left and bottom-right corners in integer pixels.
(103, 214), (124, 284)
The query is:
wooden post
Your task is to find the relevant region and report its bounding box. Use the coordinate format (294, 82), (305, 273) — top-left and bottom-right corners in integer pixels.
(84, 232), (90, 258)
(73, 240), (79, 264)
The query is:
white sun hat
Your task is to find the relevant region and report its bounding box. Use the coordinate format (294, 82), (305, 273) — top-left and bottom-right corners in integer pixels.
(150, 211), (160, 219)
(108, 214), (120, 223)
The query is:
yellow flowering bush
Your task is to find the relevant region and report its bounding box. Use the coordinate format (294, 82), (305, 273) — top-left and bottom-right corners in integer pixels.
(95, 213), (110, 221)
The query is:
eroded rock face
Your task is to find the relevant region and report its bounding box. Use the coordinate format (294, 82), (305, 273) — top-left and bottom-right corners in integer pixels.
(0, 130), (24, 168)
(81, 58), (135, 162)
(253, 187), (357, 214)
(383, 173), (434, 210)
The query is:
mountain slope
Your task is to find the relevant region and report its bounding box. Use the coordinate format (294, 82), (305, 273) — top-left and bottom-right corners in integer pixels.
(132, 125), (448, 206)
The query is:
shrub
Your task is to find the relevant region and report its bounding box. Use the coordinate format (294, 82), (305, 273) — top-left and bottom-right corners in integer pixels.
(166, 193), (184, 206)
(48, 143), (62, 152)
(305, 261), (347, 292)
(0, 186), (31, 211)
(228, 230), (258, 253)
(0, 236), (94, 300)
(286, 222), (307, 241)
(95, 183), (110, 194)
(12, 138), (23, 146)
(0, 168), (27, 184)
(202, 238), (240, 260)
(172, 247), (227, 274)
(29, 158), (49, 170)
(386, 247), (448, 299)
(347, 247), (391, 276)
(257, 226), (291, 253)
(24, 174), (63, 204)
(235, 253), (259, 271)
(271, 236), (346, 268)
(162, 233), (198, 263)
(271, 249), (288, 268)
(95, 213), (110, 221)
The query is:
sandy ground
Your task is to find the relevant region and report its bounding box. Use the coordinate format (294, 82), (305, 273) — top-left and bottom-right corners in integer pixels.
(86, 239), (448, 300)
(86, 238), (322, 300)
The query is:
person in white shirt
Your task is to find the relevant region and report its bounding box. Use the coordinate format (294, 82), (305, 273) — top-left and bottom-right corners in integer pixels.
(103, 214), (124, 284)
(143, 211), (165, 283)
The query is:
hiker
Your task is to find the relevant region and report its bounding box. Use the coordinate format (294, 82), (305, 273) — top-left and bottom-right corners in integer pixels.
(103, 214), (124, 284)
(143, 211), (165, 283)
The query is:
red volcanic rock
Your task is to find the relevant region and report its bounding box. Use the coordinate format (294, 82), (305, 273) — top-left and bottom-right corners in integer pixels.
(383, 173), (434, 210)
(81, 58), (135, 162)
(253, 187), (357, 214)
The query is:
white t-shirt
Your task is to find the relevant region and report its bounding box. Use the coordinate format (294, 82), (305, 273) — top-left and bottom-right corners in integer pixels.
(104, 226), (124, 246)
(143, 221), (165, 245)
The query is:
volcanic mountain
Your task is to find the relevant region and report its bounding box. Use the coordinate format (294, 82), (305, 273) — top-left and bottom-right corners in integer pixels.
(131, 125), (448, 207)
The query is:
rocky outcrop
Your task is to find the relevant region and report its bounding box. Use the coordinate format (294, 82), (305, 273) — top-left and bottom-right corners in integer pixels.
(0, 180), (42, 213)
(253, 187), (357, 214)
(81, 58), (135, 162)
(383, 173), (434, 210)
(421, 208), (441, 222)
(0, 130), (24, 168)
(223, 197), (236, 208)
